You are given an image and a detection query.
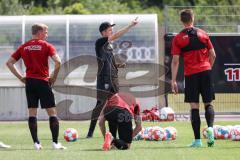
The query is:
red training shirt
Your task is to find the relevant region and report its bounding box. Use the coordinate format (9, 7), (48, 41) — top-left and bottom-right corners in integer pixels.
(106, 92), (140, 117)
(11, 39), (56, 81)
(171, 27), (213, 76)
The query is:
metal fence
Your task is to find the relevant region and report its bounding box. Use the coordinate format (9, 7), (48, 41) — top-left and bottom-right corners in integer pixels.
(164, 5), (240, 33)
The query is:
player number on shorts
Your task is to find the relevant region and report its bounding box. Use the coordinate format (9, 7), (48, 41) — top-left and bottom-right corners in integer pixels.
(224, 68), (240, 81)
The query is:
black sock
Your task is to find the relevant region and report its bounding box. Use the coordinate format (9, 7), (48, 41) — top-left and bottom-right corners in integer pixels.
(112, 139), (129, 150)
(190, 109), (201, 139)
(87, 100), (105, 136)
(49, 116), (59, 143)
(205, 104), (215, 128)
(87, 119), (97, 136)
(28, 117), (40, 144)
(108, 121), (117, 138)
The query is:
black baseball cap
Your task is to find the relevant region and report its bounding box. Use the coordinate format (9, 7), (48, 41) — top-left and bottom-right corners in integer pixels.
(99, 22), (115, 33)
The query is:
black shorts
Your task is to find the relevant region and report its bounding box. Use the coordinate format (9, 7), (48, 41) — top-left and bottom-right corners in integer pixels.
(96, 77), (119, 102)
(104, 106), (133, 144)
(97, 77), (119, 93)
(184, 70), (215, 103)
(25, 78), (56, 108)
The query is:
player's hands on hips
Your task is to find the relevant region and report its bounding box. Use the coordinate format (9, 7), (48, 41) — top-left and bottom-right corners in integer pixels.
(171, 80), (178, 94)
(49, 77), (56, 86)
(130, 17), (139, 27)
(20, 77), (26, 84)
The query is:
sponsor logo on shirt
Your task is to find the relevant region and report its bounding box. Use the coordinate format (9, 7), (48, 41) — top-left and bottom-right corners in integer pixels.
(182, 35), (188, 39)
(24, 45), (42, 51)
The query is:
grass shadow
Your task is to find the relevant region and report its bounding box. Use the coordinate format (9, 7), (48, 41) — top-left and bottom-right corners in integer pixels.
(135, 146), (190, 150)
(81, 148), (103, 152)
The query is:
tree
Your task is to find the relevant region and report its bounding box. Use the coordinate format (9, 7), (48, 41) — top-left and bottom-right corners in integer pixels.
(0, 0), (30, 15)
(64, 2), (90, 14)
(19, 0), (48, 7)
(80, 0), (130, 14)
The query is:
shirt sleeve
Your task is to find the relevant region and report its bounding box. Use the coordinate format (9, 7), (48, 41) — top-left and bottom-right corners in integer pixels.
(198, 30), (213, 50)
(206, 36), (213, 50)
(97, 37), (108, 47)
(11, 46), (22, 61)
(95, 37), (108, 59)
(47, 43), (57, 57)
(171, 36), (181, 55)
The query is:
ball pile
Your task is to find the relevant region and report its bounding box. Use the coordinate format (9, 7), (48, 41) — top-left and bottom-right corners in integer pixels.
(214, 126), (231, 139)
(202, 125), (240, 141)
(134, 126), (177, 141)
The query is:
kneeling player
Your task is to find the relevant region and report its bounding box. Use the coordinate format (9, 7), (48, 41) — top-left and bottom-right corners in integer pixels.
(98, 92), (142, 150)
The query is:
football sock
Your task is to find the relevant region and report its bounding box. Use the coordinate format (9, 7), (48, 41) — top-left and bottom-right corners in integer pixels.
(112, 139), (129, 150)
(108, 121), (117, 138)
(205, 104), (215, 128)
(88, 100), (105, 136)
(49, 116), (59, 143)
(190, 109), (201, 139)
(28, 116), (40, 144)
(87, 119), (97, 136)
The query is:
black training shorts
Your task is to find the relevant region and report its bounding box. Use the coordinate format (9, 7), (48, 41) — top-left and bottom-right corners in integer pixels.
(104, 106), (133, 144)
(25, 78), (56, 108)
(184, 70), (215, 103)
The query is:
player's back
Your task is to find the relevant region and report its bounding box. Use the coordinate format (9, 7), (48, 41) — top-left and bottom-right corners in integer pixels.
(107, 92), (140, 116)
(172, 27), (213, 75)
(12, 39), (56, 81)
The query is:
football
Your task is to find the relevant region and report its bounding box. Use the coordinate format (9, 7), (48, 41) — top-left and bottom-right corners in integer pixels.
(133, 128), (145, 141)
(142, 127), (152, 140)
(230, 126), (240, 141)
(64, 128), (78, 142)
(151, 127), (166, 141)
(164, 127), (177, 140)
(214, 126), (230, 139)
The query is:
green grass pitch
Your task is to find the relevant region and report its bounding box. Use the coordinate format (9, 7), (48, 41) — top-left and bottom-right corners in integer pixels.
(0, 121), (240, 160)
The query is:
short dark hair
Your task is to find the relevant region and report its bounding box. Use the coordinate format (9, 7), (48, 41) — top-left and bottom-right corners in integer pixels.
(180, 9), (194, 24)
(32, 23), (48, 35)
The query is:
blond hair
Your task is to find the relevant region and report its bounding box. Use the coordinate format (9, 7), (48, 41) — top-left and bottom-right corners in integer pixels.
(32, 23), (48, 35)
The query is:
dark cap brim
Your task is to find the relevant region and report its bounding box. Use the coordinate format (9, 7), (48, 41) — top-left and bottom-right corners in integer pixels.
(99, 23), (116, 33)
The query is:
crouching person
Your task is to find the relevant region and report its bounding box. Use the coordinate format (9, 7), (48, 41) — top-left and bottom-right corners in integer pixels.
(98, 92), (142, 150)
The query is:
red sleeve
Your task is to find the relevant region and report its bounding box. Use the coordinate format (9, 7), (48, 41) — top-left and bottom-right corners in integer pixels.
(11, 46), (22, 61)
(206, 37), (213, 50)
(171, 36), (181, 55)
(198, 30), (213, 50)
(47, 43), (56, 57)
